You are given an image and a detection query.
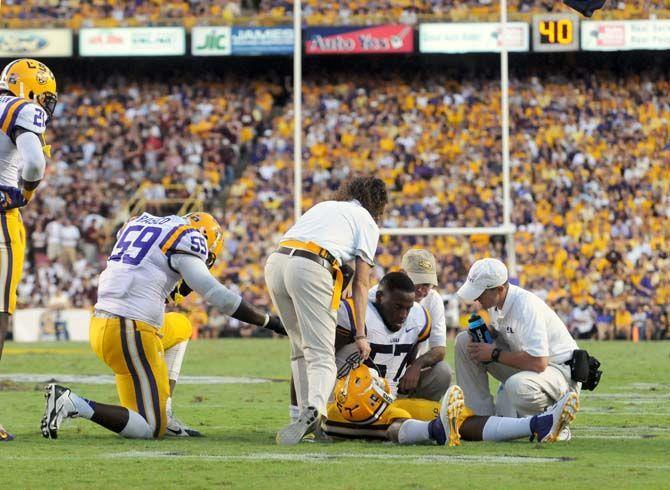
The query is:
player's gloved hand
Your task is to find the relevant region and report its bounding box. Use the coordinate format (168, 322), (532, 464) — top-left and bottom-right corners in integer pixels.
(0, 185), (28, 210)
(264, 315), (287, 336)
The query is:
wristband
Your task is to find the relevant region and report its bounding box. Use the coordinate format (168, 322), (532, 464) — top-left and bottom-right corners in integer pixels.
(262, 313), (270, 328)
(354, 335), (366, 340)
(491, 347), (502, 363)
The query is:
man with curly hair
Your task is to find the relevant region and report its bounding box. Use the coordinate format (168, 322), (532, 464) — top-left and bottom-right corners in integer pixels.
(265, 176), (388, 445)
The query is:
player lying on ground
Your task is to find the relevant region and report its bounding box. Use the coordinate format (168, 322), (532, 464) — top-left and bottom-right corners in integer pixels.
(286, 271), (450, 436)
(40, 211), (285, 440)
(325, 363), (580, 446)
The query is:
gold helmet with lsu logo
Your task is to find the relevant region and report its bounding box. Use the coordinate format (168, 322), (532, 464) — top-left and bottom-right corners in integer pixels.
(183, 212), (223, 268)
(0, 58), (57, 123)
(334, 363), (395, 424)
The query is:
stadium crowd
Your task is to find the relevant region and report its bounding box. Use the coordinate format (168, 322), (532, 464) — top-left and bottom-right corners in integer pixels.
(11, 65), (670, 342)
(1, 0), (668, 28)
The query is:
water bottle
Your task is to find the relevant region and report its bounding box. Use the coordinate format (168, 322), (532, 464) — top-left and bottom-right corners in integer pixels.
(468, 313), (493, 344)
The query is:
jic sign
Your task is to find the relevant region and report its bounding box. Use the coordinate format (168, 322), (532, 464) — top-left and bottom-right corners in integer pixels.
(0, 29), (72, 57)
(192, 26), (232, 55)
(305, 25), (414, 55)
(79, 27), (185, 56)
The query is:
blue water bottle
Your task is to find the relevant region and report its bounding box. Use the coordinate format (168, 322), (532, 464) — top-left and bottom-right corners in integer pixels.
(468, 314), (493, 344)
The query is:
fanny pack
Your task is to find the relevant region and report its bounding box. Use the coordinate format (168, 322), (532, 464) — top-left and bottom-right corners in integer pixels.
(567, 349), (602, 391)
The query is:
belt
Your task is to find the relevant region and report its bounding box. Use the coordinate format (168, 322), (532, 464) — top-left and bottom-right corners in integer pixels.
(277, 240), (343, 310)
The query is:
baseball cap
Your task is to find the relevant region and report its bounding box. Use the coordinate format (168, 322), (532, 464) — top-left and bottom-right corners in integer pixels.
(457, 258), (508, 302)
(401, 249), (438, 287)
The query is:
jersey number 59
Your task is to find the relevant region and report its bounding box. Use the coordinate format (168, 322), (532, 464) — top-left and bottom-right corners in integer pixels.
(109, 225), (161, 265)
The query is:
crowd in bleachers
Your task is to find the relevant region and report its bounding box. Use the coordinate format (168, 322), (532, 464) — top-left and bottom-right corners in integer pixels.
(211, 68), (670, 340)
(11, 63), (670, 341)
(17, 72), (281, 309)
(1, 0), (669, 28)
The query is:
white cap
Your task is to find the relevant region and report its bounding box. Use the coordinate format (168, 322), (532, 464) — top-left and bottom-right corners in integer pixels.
(457, 258), (508, 302)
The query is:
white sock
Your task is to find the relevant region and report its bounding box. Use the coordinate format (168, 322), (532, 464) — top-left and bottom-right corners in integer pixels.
(289, 404), (300, 423)
(482, 416), (532, 441)
(164, 341), (188, 381)
(397, 419), (431, 445)
(69, 392), (94, 419)
(166, 397), (174, 418)
(119, 409), (154, 439)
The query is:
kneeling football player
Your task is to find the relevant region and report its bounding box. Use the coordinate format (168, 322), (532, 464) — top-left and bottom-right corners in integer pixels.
(40, 211), (285, 439)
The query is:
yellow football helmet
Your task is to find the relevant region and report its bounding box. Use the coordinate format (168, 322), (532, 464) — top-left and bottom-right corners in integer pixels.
(334, 364), (395, 424)
(184, 212), (224, 268)
(0, 58), (58, 123)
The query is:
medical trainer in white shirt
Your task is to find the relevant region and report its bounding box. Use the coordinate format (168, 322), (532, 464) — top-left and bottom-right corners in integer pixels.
(265, 176), (388, 445)
(455, 258), (579, 418)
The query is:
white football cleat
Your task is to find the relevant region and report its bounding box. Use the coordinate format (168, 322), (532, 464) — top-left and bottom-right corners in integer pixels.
(41, 384), (78, 439)
(166, 412), (203, 437)
(530, 390), (580, 443)
(437, 385), (465, 447)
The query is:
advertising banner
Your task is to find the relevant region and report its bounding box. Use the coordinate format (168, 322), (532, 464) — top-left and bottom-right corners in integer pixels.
(0, 29), (72, 57)
(80, 27), (185, 56)
(192, 26), (232, 55)
(581, 20), (670, 51)
(232, 27), (294, 55)
(305, 25), (414, 55)
(419, 23), (529, 53)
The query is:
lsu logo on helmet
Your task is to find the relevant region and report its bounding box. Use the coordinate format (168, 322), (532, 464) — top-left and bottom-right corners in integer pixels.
(0, 58), (58, 123)
(334, 364), (395, 424)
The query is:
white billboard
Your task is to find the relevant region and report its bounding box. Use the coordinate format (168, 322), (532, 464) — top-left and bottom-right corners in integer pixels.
(192, 26), (232, 56)
(582, 20), (670, 51)
(0, 29), (72, 57)
(420, 23), (529, 53)
(80, 27), (185, 56)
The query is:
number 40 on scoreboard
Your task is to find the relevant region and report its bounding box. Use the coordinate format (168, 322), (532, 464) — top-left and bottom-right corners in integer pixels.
(532, 14), (580, 52)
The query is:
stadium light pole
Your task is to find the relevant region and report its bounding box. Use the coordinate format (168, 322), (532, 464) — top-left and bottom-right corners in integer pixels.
(500, 0), (517, 278)
(293, 0), (303, 221)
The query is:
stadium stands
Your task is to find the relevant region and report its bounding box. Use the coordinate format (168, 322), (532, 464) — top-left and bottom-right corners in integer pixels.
(1, 0), (668, 28)
(17, 60), (666, 339)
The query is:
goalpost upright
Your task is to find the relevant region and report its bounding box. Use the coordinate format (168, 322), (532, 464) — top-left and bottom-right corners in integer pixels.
(292, 0), (518, 277)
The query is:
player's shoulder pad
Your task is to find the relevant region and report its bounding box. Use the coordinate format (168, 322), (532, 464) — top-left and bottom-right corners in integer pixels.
(160, 223), (209, 263)
(406, 302), (431, 340)
(8, 99), (47, 135)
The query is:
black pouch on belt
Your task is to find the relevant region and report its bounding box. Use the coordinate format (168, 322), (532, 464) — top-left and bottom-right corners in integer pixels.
(568, 349), (603, 391)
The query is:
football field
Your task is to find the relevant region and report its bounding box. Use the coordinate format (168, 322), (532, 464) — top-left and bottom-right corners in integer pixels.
(1, 339), (669, 489)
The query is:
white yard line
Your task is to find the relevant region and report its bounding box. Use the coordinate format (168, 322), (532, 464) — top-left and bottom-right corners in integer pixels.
(0, 374), (274, 385)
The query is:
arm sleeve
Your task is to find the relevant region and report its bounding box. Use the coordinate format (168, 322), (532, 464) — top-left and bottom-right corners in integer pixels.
(353, 213), (379, 266)
(518, 301), (550, 357)
(16, 131), (46, 182)
(425, 291), (447, 348)
(171, 253), (242, 315)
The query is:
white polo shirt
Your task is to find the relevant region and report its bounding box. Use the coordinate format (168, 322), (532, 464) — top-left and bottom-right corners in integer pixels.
(282, 200), (379, 266)
(487, 284), (578, 364)
(368, 285), (447, 351)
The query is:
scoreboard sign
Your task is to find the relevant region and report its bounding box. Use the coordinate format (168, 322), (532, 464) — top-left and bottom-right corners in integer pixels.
(532, 14), (579, 52)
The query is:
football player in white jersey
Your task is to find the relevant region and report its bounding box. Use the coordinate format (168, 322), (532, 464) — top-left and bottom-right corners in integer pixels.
(0, 58), (57, 442)
(40, 211), (285, 440)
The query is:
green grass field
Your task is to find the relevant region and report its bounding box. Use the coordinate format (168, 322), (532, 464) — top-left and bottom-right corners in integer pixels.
(1, 339), (669, 489)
